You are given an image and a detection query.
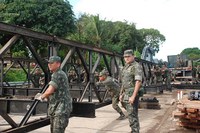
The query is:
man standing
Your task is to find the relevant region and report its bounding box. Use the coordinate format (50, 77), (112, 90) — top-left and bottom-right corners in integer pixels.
(153, 65), (164, 93)
(197, 65), (200, 82)
(119, 49), (142, 133)
(161, 64), (171, 91)
(153, 65), (162, 85)
(96, 70), (126, 120)
(35, 56), (72, 133)
(31, 68), (43, 88)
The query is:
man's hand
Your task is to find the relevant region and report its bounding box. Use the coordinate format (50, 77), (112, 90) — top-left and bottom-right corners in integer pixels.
(96, 82), (101, 86)
(34, 93), (43, 101)
(129, 96), (135, 105)
(34, 93), (47, 102)
(119, 94), (123, 101)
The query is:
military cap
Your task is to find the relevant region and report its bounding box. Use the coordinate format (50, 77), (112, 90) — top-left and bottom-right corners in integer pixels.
(48, 56), (61, 63)
(123, 49), (134, 57)
(99, 71), (107, 77)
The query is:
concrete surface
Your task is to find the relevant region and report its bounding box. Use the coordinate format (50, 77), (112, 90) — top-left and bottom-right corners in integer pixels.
(0, 90), (197, 133)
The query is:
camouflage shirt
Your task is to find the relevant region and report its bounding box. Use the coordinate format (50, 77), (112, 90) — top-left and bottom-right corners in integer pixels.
(121, 61), (142, 90)
(48, 68), (72, 116)
(154, 67), (162, 82)
(32, 73), (42, 87)
(97, 76), (120, 94)
(197, 66), (200, 73)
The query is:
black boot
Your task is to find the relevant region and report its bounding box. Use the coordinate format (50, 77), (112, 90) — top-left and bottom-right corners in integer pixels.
(116, 112), (125, 120)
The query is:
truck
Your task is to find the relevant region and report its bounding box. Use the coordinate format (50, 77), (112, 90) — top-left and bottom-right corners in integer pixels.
(167, 54), (194, 85)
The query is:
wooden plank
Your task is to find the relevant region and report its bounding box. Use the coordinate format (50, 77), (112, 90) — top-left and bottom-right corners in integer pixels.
(186, 108), (198, 113)
(173, 111), (185, 117)
(188, 113), (198, 118)
(177, 104), (186, 112)
(179, 98), (200, 110)
(179, 122), (200, 129)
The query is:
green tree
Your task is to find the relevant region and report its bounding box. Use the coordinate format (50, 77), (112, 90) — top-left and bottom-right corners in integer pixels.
(68, 14), (106, 47)
(69, 14), (166, 56)
(68, 14), (144, 54)
(110, 21), (143, 53)
(1, 0), (75, 37)
(181, 47), (200, 60)
(139, 28), (166, 54)
(0, 0), (76, 57)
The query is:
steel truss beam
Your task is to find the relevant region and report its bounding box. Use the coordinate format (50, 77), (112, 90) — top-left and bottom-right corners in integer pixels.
(0, 22), (158, 133)
(0, 22), (124, 132)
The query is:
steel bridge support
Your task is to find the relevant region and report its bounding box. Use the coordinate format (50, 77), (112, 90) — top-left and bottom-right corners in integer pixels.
(0, 22), (160, 132)
(0, 22), (124, 132)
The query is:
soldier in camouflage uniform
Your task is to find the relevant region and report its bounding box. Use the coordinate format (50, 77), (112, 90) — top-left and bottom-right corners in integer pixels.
(96, 70), (126, 120)
(153, 65), (163, 93)
(119, 49), (142, 133)
(176, 54), (184, 68)
(197, 65), (200, 82)
(35, 56), (72, 133)
(31, 68), (43, 88)
(153, 65), (162, 85)
(161, 64), (171, 91)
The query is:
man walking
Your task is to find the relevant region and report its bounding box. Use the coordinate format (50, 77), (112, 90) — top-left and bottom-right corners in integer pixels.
(35, 55), (72, 133)
(119, 49), (142, 133)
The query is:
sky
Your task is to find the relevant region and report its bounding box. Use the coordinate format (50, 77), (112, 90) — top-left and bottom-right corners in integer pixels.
(69, 0), (200, 61)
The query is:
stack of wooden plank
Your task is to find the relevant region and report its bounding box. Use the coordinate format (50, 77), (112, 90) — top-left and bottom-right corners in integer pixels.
(173, 98), (200, 129)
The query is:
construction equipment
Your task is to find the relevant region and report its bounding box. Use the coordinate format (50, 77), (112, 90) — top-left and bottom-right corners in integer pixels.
(167, 54), (198, 88)
(188, 91), (200, 100)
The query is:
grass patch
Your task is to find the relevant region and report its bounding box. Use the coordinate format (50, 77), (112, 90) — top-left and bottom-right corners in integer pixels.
(4, 69), (27, 82)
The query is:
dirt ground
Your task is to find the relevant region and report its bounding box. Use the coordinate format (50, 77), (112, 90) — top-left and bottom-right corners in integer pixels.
(144, 89), (197, 133)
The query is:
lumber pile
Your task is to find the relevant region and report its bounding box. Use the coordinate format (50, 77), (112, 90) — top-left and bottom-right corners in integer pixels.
(173, 98), (200, 129)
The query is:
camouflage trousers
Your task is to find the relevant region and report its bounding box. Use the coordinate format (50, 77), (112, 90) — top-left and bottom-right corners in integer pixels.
(50, 114), (69, 133)
(112, 94), (126, 113)
(125, 95), (140, 133)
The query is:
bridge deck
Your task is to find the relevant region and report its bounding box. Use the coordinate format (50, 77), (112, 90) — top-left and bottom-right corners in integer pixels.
(1, 89), (196, 133)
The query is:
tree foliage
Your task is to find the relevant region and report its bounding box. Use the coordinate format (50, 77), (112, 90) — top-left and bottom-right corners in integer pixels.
(1, 0), (75, 37)
(139, 28), (166, 54)
(68, 14), (107, 47)
(68, 14), (165, 55)
(0, 0), (75, 57)
(107, 21), (143, 53)
(1, 2), (166, 58)
(181, 47), (200, 60)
